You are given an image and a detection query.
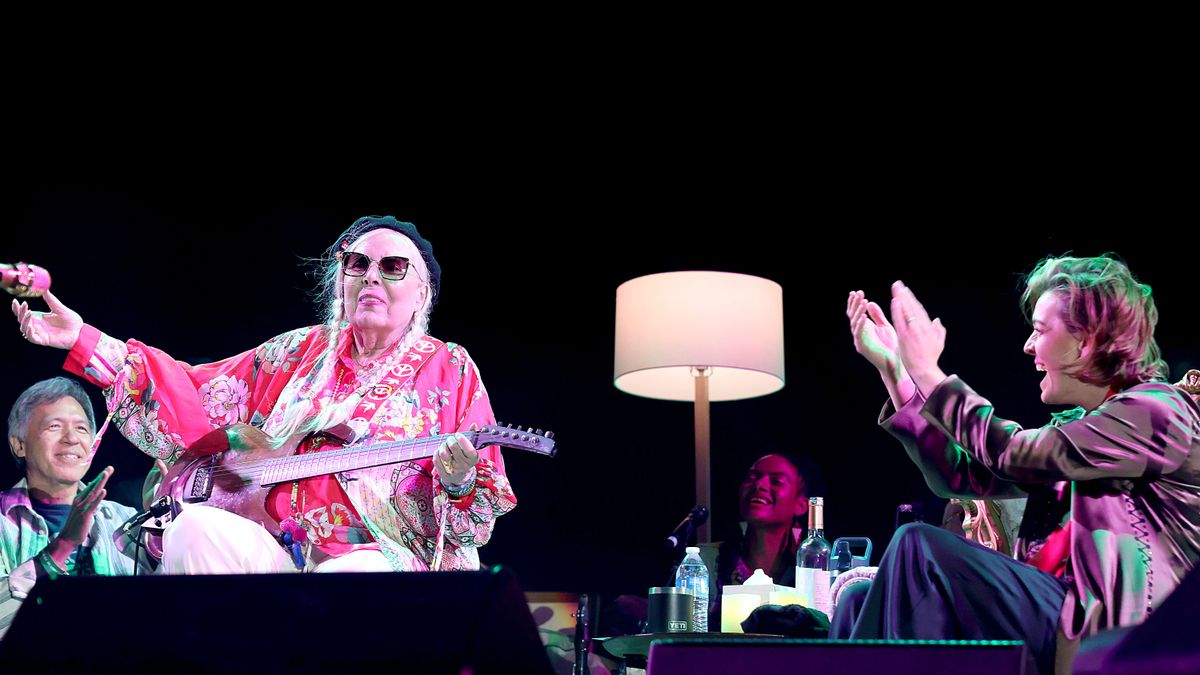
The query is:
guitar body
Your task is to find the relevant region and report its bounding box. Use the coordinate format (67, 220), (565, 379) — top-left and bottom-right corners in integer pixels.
(140, 421), (555, 562)
(142, 424), (345, 561)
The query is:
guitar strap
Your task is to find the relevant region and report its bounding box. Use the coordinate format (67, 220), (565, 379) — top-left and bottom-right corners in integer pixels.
(281, 336), (446, 569)
(343, 336), (446, 439)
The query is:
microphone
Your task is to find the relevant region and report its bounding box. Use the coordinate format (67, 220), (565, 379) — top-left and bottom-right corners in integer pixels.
(1, 262), (51, 298)
(114, 495), (174, 539)
(665, 505), (709, 549)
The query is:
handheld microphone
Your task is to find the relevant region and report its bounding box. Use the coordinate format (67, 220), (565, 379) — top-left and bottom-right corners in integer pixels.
(665, 505), (709, 549)
(1, 262), (51, 298)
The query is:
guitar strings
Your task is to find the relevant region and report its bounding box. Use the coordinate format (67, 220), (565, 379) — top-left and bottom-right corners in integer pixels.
(200, 434), (466, 482)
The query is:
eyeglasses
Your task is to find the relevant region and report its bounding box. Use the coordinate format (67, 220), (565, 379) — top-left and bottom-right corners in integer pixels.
(338, 251), (412, 281)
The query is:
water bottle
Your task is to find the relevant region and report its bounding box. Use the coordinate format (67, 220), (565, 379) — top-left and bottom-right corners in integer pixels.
(830, 538), (853, 582)
(675, 546), (709, 632)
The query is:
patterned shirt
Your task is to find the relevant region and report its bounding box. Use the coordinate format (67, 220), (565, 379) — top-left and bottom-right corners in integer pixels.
(1, 480), (146, 639)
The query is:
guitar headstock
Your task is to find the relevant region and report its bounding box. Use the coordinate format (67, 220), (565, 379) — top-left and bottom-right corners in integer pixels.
(474, 423), (557, 457)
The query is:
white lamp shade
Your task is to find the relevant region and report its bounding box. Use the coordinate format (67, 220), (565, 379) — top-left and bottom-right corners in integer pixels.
(614, 271), (785, 401)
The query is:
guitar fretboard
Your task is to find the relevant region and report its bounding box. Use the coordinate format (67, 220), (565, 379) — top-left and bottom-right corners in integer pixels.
(259, 432), (479, 484)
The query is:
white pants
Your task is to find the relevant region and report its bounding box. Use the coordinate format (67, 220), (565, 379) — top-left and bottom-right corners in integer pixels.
(161, 505), (393, 574)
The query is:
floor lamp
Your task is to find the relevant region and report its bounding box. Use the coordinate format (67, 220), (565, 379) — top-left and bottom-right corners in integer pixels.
(613, 271), (785, 543)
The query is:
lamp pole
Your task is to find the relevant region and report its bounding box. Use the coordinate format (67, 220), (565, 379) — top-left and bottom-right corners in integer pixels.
(692, 367), (711, 543)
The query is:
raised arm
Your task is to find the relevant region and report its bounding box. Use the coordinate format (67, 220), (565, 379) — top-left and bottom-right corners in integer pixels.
(846, 290), (917, 410)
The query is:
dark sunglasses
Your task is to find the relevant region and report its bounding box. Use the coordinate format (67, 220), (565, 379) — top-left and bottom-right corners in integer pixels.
(338, 251), (412, 281)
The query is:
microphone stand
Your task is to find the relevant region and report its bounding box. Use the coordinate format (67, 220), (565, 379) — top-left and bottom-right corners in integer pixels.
(115, 496), (173, 576)
(664, 518), (700, 584)
(572, 593), (590, 675)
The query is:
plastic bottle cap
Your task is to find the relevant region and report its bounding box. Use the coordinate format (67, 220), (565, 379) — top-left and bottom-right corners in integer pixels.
(685, 546), (699, 553)
(744, 568), (773, 586)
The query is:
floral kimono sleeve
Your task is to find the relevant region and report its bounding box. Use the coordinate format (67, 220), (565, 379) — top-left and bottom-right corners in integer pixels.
(429, 344), (517, 549)
(64, 323), (321, 463)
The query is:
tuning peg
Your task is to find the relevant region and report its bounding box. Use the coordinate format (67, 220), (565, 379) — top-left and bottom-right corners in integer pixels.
(545, 431), (554, 439)
(495, 421), (502, 427)
(506, 423), (513, 429)
(534, 428), (543, 436)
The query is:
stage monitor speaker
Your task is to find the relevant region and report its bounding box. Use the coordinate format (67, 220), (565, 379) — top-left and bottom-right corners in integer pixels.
(0, 567), (553, 675)
(647, 637), (1030, 675)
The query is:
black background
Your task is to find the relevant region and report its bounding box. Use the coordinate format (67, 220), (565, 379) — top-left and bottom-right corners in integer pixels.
(4, 72), (1195, 606)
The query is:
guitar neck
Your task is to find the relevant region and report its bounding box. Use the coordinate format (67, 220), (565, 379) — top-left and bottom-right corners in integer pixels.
(261, 431), (479, 485)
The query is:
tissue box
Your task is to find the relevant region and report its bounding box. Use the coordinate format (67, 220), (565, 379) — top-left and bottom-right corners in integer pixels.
(720, 582), (806, 632)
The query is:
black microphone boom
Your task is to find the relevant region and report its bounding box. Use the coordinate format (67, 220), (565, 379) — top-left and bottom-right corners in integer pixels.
(115, 496), (174, 538)
(665, 505), (709, 549)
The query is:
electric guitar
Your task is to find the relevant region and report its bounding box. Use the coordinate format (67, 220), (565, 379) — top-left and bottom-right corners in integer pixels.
(141, 422), (556, 560)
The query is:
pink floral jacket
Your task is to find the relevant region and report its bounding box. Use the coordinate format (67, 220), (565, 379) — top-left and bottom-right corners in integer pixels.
(64, 323), (517, 571)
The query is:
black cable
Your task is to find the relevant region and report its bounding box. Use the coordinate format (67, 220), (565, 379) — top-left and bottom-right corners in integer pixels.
(130, 527), (158, 576)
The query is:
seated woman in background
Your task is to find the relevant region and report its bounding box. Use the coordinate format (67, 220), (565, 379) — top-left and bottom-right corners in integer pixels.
(705, 452), (822, 629)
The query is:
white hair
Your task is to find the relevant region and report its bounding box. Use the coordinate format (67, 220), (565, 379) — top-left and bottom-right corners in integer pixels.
(266, 238), (434, 443)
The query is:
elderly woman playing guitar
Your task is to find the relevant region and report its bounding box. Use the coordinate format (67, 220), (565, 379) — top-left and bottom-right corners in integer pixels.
(11, 216), (537, 574)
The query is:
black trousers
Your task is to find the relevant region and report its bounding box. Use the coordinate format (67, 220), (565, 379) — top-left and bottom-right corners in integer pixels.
(831, 523), (1068, 675)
